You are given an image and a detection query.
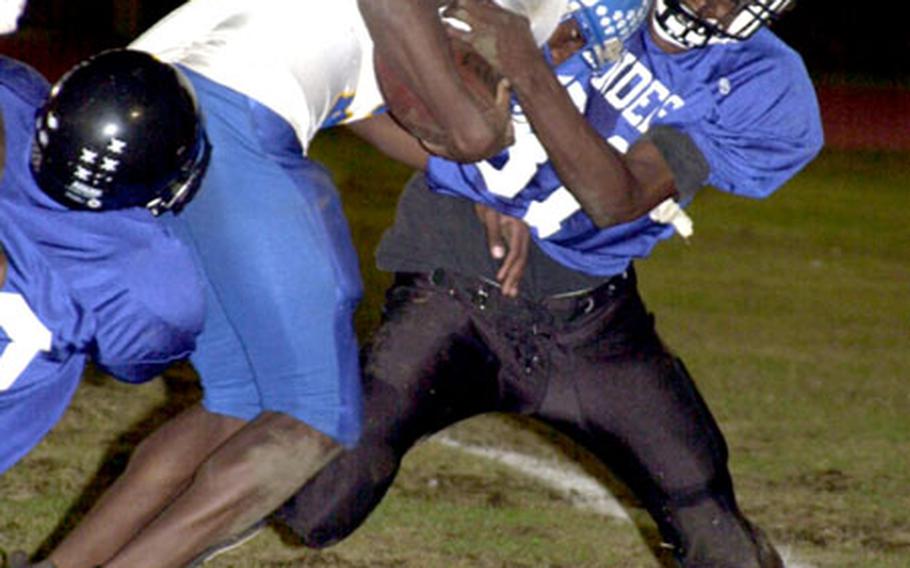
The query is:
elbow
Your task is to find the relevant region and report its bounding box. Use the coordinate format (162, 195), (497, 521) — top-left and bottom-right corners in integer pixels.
(590, 212), (616, 230)
(588, 208), (633, 230)
(578, 194), (643, 230)
(436, 101), (513, 162)
(442, 122), (509, 163)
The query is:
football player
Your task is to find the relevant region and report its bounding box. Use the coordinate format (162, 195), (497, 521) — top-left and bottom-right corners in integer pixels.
(276, 0), (823, 566)
(0, 49), (208, 477)
(362, 0), (564, 161)
(28, 2), (567, 568)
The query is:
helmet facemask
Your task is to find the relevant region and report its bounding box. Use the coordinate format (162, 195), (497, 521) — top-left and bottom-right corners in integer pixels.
(652, 0), (795, 49)
(145, 130), (211, 217)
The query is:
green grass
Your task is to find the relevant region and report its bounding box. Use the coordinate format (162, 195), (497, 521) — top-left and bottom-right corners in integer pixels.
(1, 138), (909, 567)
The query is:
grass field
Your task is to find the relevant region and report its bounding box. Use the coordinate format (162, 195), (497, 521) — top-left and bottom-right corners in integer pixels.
(1, 133), (908, 568)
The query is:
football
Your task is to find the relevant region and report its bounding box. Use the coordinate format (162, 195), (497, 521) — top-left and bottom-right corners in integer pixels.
(373, 35), (505, 150)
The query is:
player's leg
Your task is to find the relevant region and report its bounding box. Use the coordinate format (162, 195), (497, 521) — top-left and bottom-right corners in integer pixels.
(275, 273), (503, 547)
(44, 150), (274, 568)
(533, 270), (782, 567)
(102, 82), (363, 566)
(48, 72), (360, 568)
(47, 405), (245, 568)
(102, 411), (339, 568)
(173, 83), (364, 445)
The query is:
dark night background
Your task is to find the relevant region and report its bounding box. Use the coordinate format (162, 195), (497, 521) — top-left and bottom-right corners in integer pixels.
(0, 0), (907, 151)
(0, 0), (907, 82)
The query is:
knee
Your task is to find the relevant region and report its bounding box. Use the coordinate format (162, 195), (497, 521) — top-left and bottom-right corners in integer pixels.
(188, 437), (278, 501)
(189, 418), (342, 512)
(276, 440), (403, 548)
(122, 435), (197, 490)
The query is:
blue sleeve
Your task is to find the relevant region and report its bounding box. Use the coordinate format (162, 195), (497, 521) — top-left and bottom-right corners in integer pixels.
(677, 42), (824, 199)
(0, 56), (50, 108)
(91, 235), (205, 383)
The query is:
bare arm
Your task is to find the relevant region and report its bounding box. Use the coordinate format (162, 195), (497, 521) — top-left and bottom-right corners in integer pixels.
(358, 0), (511, 162)
(474, 203), (529, 297)
(0, 243), (7, 287)
(346, 114), (431, 171)
(449, 0), (679, 228)
(347, 114), (530, 294)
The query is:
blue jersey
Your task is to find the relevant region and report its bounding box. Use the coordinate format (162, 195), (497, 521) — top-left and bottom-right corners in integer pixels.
(0, 57), (205, 474)
(426, 25), (824, 276)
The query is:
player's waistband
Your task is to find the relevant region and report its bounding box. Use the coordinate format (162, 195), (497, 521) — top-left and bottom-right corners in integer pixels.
(395, 267), (635, 322)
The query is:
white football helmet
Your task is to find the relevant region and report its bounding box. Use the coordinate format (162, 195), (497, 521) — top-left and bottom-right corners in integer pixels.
(652, 0), (795, 49)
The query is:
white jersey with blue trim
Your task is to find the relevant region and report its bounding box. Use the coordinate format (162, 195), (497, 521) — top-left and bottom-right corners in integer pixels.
(130, 0), (384, 152)
(0, 56), (205, 473)
(426, 24), (824, 276)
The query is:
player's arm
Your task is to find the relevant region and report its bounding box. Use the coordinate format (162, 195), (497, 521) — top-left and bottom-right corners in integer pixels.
(358, 0), (511, 162)
(0, 243), (8, 287)
(346, 114), (431, 171)
(346, 114), (530, 295)
(449, 0), (681, 228)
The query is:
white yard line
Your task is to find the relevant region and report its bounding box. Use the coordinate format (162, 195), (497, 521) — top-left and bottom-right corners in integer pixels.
(434, 435), (815, 568)
(434, 435), (631, 520)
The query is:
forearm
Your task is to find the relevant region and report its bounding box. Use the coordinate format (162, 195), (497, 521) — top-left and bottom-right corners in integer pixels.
(0, 242), (8, 287)
(504, 56), (655, 226)
(447, 0), (677, 226)
(346, 114), (430, 171)
(359, 0), (504, 160)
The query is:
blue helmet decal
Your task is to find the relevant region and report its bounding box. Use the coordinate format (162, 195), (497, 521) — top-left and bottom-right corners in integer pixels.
(565, 0), (652, 67)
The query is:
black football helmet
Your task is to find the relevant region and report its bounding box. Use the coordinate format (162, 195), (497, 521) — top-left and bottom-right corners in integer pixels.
(30, 49), (211, 215)
(652, 0), (795, 49)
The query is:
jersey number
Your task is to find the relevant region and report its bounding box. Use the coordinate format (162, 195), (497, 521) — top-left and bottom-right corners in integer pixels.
(0, 292), (53, 391)
(476, 81), (630, 238)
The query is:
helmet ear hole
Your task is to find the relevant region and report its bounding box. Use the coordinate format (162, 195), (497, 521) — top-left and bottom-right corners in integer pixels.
(30, 48), (210, 214)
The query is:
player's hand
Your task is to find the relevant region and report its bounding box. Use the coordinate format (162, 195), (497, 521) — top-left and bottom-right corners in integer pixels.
(419, 75), (513, 161)
(475, 203), (529, 297)
(444, 0), (540, 80)
(489, 76), (514, 147)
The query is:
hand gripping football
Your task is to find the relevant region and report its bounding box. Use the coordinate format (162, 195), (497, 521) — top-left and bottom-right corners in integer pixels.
(374, 35), (506, 150)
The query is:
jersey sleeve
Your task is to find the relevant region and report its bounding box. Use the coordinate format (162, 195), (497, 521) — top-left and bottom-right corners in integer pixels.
(674, 44), (824, 199)
(90, 235), (205, 383)
(0, 56), (50, 108)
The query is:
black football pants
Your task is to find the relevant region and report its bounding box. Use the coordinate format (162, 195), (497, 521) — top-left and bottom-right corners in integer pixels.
(275, 267), (778, 567)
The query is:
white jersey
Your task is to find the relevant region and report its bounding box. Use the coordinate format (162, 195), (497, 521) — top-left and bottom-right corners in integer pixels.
(0, 0), (26, 34)
(130, 0), (383, 153)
